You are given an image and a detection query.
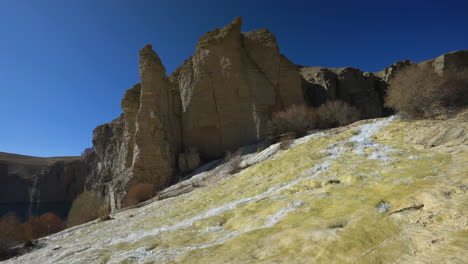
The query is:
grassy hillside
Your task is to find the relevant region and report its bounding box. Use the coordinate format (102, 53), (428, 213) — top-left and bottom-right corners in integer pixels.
(5, 111), (467, 264)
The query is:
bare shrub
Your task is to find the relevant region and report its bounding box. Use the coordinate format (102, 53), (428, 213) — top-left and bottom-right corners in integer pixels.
(98, 205), (111, 221)
(23, 213), (65, 239)
(122, 183), (155, 208)
(268, 102), (361, 140)
(267, 105), (318, 138)
(67, 191), (105, 228)
(385, 66), (468, 118)
(316, 100), (362, 128)
(439, 69), (468, 109)
(279, 133), (296, 150)
(224, 151), (243, 174)
(0, 213), (28, 260)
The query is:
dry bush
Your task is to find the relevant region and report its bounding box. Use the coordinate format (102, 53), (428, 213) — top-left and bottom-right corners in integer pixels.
(0, 213), (28, 260)
(225, 151), (243, 174)
(98, 205), (111, 221)
(267, 105), (318, 138)
(316, 100), (362, 128)
(268, 102), (361, 140)
(279, 133), (296, 150)
(385, 66), (468, 118)
(67, 191), (105, 228)
(122, 183), (155, 208)
(23, 213), (65, 239)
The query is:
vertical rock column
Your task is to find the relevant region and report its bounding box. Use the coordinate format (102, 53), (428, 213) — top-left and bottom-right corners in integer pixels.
(132, 45), (179, 189)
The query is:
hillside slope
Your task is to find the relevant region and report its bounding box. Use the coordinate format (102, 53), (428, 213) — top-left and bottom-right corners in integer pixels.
(5, 111), (467, 264)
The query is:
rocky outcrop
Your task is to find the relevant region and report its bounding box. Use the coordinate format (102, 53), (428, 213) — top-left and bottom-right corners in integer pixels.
(84, 16), (468, 209)
(87, 46), (183, 207)
(419, 50), (468, 75)
(133, 45), (181, 187)
(300, 50), (468, 118)
(375, 59), (414, 83)
(85, 116), (132, 206)
(87, 17), (305, 207)
(170, 17), (303, 159)
(299, 67), (385, 118)
(0, 153), (87, 204)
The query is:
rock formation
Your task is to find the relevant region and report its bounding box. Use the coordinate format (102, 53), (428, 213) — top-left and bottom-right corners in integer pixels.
(85, 17), (468, 209)
(170, 17), (303, 159)
(299, 66), (386, 118)
(419, 50), (468, 75)
(87, 17), (305, 207)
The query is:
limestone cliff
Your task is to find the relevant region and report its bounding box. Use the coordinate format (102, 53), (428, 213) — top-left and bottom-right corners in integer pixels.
(170, 17), (303, 159)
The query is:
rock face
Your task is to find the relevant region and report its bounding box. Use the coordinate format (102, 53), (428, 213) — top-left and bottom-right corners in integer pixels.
(133, 45), (181, 187)
(419, 50), (468, 75)
(87, 46), (183, 207)
(0, 152), (87, 205)
(375, 60), (414, 83)
(170, 18), (303, 159)
(88, 17), (305, 206)
(300, 67), (386, 118)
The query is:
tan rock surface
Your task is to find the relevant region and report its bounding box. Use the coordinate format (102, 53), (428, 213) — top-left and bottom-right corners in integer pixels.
(132, 45), (181, 188)
(171, 18), (304, 159)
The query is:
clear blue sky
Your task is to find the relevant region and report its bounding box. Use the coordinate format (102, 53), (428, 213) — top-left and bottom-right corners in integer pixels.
(0, 0), (467, 157)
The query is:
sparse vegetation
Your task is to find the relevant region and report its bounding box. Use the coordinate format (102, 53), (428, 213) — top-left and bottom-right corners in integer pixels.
(67, 191), (105, 227)
(122, 183), (155, 208)
(315, 100), (361, 128)
(279, 133), (296, 150)
(98, 205), (112, 221)
(23, 212), (65, 239)
(225, 150), (243, 174)
(267, 101), (362, 139)
(267, 105), (318, 138)
(0, 212), (66, 260)
(0, 213), (27, 260)
(385, 65), (468, 118)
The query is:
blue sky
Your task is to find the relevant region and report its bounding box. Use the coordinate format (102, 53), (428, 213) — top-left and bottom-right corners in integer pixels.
(0, 0), (467, 157)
